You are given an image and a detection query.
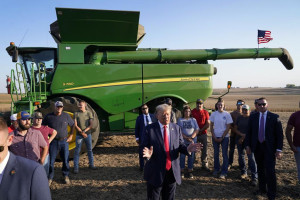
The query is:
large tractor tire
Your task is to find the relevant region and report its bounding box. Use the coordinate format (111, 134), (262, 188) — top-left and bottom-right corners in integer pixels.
(39, 96), (100, 158)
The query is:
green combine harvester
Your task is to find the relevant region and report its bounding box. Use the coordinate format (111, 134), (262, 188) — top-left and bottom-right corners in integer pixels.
(6, 8), (293, 152)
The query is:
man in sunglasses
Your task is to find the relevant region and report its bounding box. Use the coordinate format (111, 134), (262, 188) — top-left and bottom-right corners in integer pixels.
(250, 99), (259, 115)
(9, 111), (48, 165)
(245, 97), (283, 200)
(135, 104), (157, 171)
(0, 117), (51, 199)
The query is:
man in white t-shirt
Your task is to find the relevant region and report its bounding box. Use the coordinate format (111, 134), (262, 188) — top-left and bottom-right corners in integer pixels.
(210, 99), (233, 179)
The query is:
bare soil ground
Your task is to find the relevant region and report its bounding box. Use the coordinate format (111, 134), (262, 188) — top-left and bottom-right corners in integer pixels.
(50, 112), (299, 200)
(1, 89), (300, 200)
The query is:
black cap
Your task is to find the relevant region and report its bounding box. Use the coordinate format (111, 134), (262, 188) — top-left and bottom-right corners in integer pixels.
(165, 98), (172, 105)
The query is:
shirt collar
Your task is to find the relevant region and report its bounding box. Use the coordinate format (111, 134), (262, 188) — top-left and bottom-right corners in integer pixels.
(260, 111), (268, 116)
(0, 151), (10, 174)
(158, 121), (169, 129)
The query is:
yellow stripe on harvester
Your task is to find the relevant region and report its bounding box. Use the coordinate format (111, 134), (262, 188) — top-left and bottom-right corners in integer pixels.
(64, 76), (210, 91)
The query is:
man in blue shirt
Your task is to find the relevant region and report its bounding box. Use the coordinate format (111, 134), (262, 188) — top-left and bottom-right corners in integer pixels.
(43, 101), (74, 186)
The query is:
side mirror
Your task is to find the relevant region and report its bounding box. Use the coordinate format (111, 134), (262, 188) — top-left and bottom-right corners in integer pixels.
(227, 81), (232, 90)
(12, 47), (18, 62)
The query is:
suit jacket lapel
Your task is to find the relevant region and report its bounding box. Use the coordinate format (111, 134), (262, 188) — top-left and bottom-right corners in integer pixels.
(169, 123), (175, 149)
(0, 153), (18, 197)
(253, 113), (260, 140)
(265, 112), (271, 136)
(154, 122), (165, 150)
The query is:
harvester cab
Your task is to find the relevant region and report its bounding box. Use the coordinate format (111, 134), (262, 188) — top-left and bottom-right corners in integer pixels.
(6, 43), (56, 113)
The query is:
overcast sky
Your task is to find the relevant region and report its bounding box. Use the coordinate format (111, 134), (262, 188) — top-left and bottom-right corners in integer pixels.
(0, 0), (299, 93)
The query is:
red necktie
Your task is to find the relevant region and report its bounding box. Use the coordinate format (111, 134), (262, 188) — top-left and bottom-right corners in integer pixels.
(164, 125), (171, 170)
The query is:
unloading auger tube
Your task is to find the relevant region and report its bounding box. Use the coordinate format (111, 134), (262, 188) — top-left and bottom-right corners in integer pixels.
(89, 48), (293, 70)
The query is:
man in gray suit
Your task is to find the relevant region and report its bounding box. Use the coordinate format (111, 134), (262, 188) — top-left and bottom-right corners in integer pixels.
(142, 104), (201, 200)
(0, 117), (51, 200)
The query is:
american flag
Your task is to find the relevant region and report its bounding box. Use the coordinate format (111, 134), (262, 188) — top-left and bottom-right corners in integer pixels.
(258, 30), (273, 44)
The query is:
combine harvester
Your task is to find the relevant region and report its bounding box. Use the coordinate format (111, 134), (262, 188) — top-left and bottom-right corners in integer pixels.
(6, 8), (293, 153)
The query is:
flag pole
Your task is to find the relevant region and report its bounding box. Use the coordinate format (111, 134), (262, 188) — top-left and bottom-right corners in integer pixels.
(257, 29), (259, 49)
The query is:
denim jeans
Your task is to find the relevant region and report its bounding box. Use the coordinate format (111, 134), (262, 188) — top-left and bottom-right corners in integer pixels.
(228, 135), (237, 165)
(43, 154), (50, 177)
(212, 137), (229, 175)
(73, 134), (94, 170)
(49, 139), (69, 179)
(180, 137), (197, 170)
(180, 152), (195, 170)
(295, 147), (300, 182)
(236, 139), (257, 180)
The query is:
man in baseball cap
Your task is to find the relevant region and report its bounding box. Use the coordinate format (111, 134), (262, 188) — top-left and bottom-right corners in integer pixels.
(10, 111), (48, 166)
(43, 100), (74, 185)
(55, 101), (63, 107)
(235, 104), (258, 185)
(8, 113), (18, 133)
(191, 98), (210, 171)
(17, 111), (32, 120)
(31, 112), (57, 177)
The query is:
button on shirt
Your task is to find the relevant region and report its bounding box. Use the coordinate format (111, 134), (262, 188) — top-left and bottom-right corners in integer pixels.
(259, 111), (267, 141)
(158, 122), (170, 145)
(0, 151), (10, 184)
(10, 129), (47, 162)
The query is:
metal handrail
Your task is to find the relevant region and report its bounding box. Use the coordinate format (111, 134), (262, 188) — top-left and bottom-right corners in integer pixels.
(15, 62), (28, 98)
(37, 62), (47, 99)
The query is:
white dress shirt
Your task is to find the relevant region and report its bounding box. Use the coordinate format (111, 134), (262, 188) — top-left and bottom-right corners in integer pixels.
(0, 151), (10, 184)
(144, 114), (152, 126)
(158, 121), (170, 145)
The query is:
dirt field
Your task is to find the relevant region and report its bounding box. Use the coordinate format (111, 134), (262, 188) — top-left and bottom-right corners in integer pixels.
(1, 89), (300, 199)
(50, 112), (299, 200)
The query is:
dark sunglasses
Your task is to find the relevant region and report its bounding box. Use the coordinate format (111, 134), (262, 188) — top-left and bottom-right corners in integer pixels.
(197, 102), (203, 105)
(0, 135), (9, 152)
(258, 103), (266, 106)
(142, 107), (148, 110)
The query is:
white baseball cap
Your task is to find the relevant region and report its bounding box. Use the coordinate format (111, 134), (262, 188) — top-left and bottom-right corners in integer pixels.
(10, 113), (17, 121)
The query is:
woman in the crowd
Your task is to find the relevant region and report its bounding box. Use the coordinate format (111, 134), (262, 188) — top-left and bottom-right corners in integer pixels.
(177, 105), (199, 179)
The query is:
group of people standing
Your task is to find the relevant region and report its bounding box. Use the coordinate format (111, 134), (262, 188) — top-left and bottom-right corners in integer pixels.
(135, 97), (299, 200)
(0, 99), (96, 199)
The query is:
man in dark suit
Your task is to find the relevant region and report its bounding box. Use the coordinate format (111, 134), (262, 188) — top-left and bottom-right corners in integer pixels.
(245, 97), (283, 200)
(0, 117), (51, 200)
(135, 104), (157, 171)
(142, 104), (201, 200)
